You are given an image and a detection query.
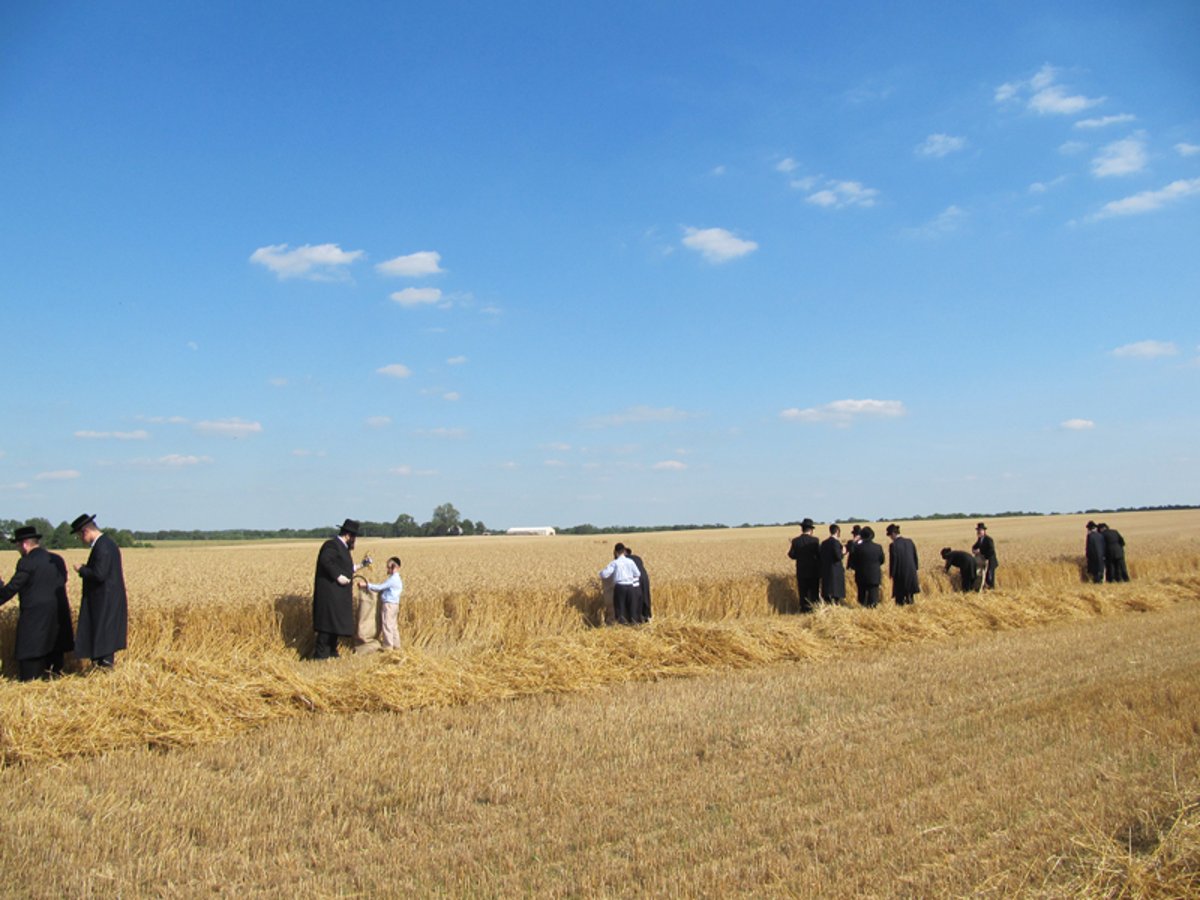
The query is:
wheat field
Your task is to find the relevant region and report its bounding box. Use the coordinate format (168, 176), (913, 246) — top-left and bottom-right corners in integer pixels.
(0, 510), (1198, 895)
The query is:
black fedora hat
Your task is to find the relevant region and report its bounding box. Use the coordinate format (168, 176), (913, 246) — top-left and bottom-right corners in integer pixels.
(70, 513), (97, 533)
(800, 517), (816, 530)
(337, 518), (361, 536)
(10, 525), (42, 543)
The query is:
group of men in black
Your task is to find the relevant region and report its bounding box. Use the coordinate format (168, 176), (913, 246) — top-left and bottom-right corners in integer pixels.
(0, 514), (130, 681)
(788, 519), (1001, 611)
(1084, 520), (1130, 583)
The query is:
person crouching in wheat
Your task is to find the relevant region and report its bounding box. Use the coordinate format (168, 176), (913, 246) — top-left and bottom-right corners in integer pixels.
(363, 557), (404, 651)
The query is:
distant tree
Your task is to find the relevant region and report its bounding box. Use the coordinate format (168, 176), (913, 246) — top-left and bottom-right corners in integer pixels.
(49, 520), (73, 550)
(430, 502), (461, 536)
(460, 518), (475, 535)
(392, 514), (421, 537)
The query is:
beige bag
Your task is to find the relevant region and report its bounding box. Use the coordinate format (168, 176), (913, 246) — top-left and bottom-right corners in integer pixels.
(354, 581), (382, 654)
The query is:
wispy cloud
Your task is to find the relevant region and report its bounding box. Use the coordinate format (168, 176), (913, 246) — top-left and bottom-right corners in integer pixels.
(1060, 418), (1095, 431)
(1111, 340), (1178, 359)
(35, 469), (81, 481)
(390, 465), (437, 476)
(915, 134), (967, 158)
(194, 418), (263, 437)
(776, 157), (800, 173)
(376, 363), (412, 378)
(365, 416), (392, 428)
(780, 399), (906, 426)
(446, 355), (468, 365)
(653, 460), (688, 471)
(681, 226), (758, 263)
(442, 392), (460, 402)
(390, 287), (445, 308)
(587, 406), (697, 428)
(1029, 176), (1069, 194)
(901, 205), (966, 239)
(805, 180), (879, 209)
(133, 454), (213, 468)
(996, 64), (1104, 116)
(1087, 177), (1200, 220)
(417, 427), (467, 439)
(1091, 133), (1148, 177)
(1176, 142), (1200, 157)
(375, 250), (445, 277)
(249, 243), (364, 280)
(74, 429), (150, 440)
(1075, 113), (1136, 129)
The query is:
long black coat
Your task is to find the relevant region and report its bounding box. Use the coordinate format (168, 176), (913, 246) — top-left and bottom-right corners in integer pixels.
(888, 537), (921, 600)
(943, 550), (977, 592)
(972, 534), (998, 569)
(788, 534), (821, 579)
(628, 553), (651, 620)
(818, 537), (845, 600)
(1085, 530), (1106, 578)
(849, 539), (884, 586)
(313, 537), (354, 636)
(76, 534), (128, 659)
(0, 546), (74, 660)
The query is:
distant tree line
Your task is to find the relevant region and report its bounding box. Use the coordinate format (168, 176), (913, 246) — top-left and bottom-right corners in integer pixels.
(129, 503), (487, 542)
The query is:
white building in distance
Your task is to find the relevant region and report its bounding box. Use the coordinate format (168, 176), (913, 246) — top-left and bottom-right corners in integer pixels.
(505, 527), (557, 536)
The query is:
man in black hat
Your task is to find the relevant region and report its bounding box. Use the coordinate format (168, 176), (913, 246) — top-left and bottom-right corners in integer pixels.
(848, 526), (884, 607)
(71, 513), (128, 669)
(818, 524), (846, 604)
(312, 518), (372, 659)
(941, 547), (978, 593)
(0, 525), (75, 680)
(1098, 523), (1129, 582)
(971, 522), (998, 590)
(787, 518), (821, 612)
(886, 524), (920, 606)
(1085, 521), (1106, 583)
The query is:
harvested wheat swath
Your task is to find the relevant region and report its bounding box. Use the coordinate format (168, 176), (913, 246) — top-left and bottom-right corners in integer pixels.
(1, 563), (1197, 765)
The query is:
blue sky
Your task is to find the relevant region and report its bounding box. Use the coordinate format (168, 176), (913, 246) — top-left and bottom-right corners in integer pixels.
(2, 1), (1198, 530)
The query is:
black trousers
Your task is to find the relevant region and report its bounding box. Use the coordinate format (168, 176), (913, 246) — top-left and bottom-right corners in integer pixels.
(313, 631), (342, 659)
(857, 584), (880, 607)
(613, 584), (641, 624)
(796, 576), (820, 612)
(1106, 557), (1129, 582)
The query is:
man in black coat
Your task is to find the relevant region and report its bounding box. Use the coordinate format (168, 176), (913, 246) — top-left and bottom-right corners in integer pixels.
(71, 513), (128, 669)
(940, 547), (978, 593)
(1085, 520), (1106, 583)
(886, 524), (920, 606)
(818, 524), (846, 604)
(1098, 523), (1129, 582)
(848, 526), (884, 607)
(787, 518), (821, 612)
(971, 522), (998, 589)
(0, 526), (75, 680)
(312, 518), (371, 659)
(624, 546), (651, 623)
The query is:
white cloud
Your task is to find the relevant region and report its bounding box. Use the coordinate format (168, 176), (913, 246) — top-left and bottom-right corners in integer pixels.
(1059, 141), (1088, 156)
(1111, 340), (1178, 359)
(365, 416), (392, 428)
(1091, 134), (1148, 177)
(151, 454), (212, 467)
(139, 415), (189, 425)
(35, 469), (81, 481)
(997, 65), (1104, 116)
(1088, 177), (1200, 220)
(74, 429), (150, 440)
(1061, 418), (1095, 431)
(915, 134), (967, 158)
(710, 165), (726, 176)
(375, 251), (445, 277)
(588, 406), (696, 428)
(780, 399), (906, 426)
(681, 226), (758, 263)
(543, 459), (568, 468)
(446, 355), (467, 365)
(390, 287), (444, 308)
(291, 449), (328, 458)
(653, 460), (688, 471)
(902, 205), (966, 239)
(390, 465), (437, 476)
(1176, 142), (1200, 157)
(776, 157), (799, 173)
(1029, 176), (1068, 194)
(418, 427), (466, 439)
(268, 377), (288, 387)
(442, 392), (460, 402)
(376, 363), (412, 378)
(194, 418), (263, 437)
(806, 180), (879, 209)
(249, 243), (364, 280)
(0, 481), (30, 491)
(1075, 114), (1136, 129)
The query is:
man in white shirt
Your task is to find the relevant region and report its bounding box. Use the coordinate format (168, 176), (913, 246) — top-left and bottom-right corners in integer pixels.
(599, 542), (642, 625)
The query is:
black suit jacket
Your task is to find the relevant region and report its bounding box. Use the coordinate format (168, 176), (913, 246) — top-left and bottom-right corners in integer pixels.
(0, 546), (73, 660)
(788, 534), (821, 579)
(313, 537), (355, 635)
(849, 539), (884, 586)
(76, 533), (128, 659)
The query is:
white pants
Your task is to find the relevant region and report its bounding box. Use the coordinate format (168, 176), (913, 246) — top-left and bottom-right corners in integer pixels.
(379, 602), (400, 649)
